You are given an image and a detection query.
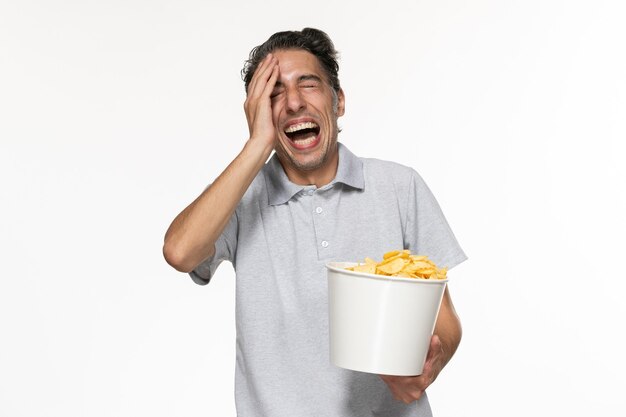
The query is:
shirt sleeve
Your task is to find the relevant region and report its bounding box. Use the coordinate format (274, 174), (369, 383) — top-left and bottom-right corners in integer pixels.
(404, 170), (467, 270)
(189, 209), (238, 285)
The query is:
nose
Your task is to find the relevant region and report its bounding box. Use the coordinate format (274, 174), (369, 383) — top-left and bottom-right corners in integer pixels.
(285, 87), (305, 114)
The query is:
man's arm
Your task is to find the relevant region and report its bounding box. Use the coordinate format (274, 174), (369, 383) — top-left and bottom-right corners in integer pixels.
(379, 286), (462, 403)
(163, 54), (279, 273)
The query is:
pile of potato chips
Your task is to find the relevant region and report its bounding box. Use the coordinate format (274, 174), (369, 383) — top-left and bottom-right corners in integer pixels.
(345, 250), (447, 280)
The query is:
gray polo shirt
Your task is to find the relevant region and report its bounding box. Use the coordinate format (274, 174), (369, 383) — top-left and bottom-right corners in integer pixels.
(191, 143), (467, 417)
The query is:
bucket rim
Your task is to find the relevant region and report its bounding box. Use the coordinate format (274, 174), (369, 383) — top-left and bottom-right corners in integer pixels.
(326, 261), (448, 284)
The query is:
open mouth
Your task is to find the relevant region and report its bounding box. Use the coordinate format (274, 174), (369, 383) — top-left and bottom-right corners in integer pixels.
(284, 121), (320, 148)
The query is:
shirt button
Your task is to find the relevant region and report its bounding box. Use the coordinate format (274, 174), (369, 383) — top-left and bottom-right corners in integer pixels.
(321, 240), (329, 248)
(308, 190), (315, 196)
(315, 207), (323, 214)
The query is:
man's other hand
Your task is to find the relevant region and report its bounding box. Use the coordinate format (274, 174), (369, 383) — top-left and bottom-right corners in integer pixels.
(379, 335), (445, 404)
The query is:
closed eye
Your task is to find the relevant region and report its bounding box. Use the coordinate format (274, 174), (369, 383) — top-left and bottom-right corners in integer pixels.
(298, 74), (322, 89)
(270, 89), (284, 99)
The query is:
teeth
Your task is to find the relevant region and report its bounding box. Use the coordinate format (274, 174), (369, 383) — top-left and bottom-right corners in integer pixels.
(285, 121), (318, 133)
(292, 135), (317, 146)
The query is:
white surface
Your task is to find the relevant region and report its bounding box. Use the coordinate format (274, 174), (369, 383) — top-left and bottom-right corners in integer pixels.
(1, 1), (625, 416)
(328, 263), (447, 376)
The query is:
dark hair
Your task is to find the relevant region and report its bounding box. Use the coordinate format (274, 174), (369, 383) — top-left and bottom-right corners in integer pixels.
(242, 28), (340, 94)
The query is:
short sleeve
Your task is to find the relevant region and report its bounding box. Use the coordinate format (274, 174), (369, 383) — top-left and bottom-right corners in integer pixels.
(404, 170), (467, 270)
(189, 210), (238, 285)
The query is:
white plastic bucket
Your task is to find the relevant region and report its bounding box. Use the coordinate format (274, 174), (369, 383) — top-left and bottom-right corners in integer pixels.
(327, 262), (448, 376)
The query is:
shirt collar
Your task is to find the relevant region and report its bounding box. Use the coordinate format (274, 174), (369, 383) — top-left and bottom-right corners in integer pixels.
(264, 142), (365, 206)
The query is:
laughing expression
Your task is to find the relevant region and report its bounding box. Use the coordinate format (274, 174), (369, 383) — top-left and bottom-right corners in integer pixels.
(269, 49), (345, 185)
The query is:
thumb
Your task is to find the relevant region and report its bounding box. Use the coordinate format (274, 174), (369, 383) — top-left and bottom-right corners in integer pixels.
(426, 334), (443, 363)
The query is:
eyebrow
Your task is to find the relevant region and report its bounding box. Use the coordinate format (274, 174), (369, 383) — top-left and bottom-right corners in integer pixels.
(298, 74), (323, 83)
(273, 74), (323, 89)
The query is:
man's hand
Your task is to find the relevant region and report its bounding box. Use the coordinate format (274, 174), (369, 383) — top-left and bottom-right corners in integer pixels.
(379, 335), (445, 404)
(244, 53), (280, 146)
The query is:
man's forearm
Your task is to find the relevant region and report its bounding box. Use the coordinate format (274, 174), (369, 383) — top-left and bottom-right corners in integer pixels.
(433, 286), (462, 368)
(163, 139), (273, 272)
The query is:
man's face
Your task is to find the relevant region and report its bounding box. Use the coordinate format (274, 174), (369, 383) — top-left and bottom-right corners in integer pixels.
(269, 49), (345, 178)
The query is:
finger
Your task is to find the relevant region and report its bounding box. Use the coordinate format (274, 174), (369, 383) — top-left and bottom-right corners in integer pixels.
(245, 57), (277, 122)
(409, 390), (424, 403)
(422, 343), (438, 378)
(432, 334), (442, 349)
(425, 334), (443, 364)
(418, 337), (443, 389)
(246, 53), (273, 97)
(380, 375), (423, 404)
(247, 54), (276, 99)
(397, 385), (423, 404)
(248, 64), (278, 124)
(261, 62), (280, 99)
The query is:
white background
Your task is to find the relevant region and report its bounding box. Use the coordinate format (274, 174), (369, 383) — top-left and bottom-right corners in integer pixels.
(1, 0), (625, 416)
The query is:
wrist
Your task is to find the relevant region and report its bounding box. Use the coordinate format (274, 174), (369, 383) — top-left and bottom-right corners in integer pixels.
(239, 137), (275, 172)
(246, 135), (275, 157)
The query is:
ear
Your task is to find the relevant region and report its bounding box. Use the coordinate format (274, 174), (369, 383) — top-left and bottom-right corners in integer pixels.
(336, 88), (345, 117)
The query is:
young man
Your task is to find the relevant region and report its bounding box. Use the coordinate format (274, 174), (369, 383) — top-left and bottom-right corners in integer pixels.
(164, 28), (466, 417)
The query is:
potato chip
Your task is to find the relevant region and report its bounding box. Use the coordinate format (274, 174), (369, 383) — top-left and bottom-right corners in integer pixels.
(376, 257), (407, 275)
(346, 250), (448, 280)
(351, 263), (377, 274)
(382, 249), (409, 260)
